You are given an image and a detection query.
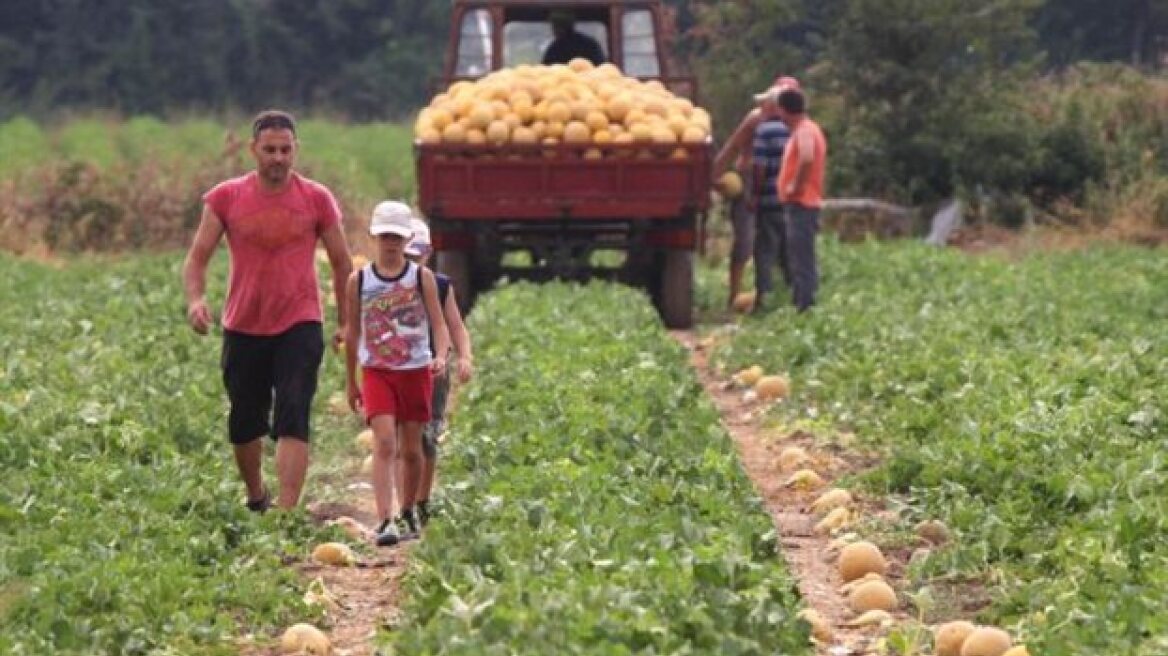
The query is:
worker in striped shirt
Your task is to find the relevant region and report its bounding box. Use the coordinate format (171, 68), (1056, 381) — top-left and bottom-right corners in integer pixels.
(713, 76), (800, 312)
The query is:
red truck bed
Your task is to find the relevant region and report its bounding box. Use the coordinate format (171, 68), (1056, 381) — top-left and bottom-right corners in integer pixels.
(415, 142), (712, 220)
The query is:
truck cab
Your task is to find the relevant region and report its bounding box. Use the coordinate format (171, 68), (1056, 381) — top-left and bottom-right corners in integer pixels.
(418, 0), (708, 328)
(445, 1), (690, 94)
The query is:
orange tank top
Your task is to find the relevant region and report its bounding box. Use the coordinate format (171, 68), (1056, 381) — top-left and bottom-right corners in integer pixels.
(777, 118), (827, 208)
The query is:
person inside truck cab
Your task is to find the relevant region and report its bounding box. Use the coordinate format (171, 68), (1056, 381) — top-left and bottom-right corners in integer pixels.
(541, 9), (606, 65)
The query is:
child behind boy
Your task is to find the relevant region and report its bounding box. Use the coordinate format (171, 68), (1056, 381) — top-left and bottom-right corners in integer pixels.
(344, 201), (450, 546)
(402, 219), (474, 525)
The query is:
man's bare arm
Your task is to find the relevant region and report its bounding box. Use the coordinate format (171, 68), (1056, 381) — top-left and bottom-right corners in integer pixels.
(712, 108), (762, 176)
(182, 205), (225, 334)
(320, 223), (353, 346)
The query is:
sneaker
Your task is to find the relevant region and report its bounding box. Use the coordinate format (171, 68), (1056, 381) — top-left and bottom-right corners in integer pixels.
(375, 518), (401, 547)
(397, 508), (420, 539)
(245, 488), (271, 514)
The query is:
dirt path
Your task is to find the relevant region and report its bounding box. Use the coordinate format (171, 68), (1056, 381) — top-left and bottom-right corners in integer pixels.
(673, 327), (909, 656)
(237, 482), (412, 656)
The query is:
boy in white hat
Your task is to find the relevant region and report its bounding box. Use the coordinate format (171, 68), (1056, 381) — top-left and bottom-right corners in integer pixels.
(402, 218), (474, 526)
(343, 201), (450, 546)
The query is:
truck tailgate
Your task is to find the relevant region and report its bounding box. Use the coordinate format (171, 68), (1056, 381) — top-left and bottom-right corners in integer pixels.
(416, 143), (712, 220)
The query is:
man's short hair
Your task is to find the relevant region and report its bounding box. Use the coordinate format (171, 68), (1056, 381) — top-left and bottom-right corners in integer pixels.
(252, 110), (297, 139)
(777, 89), (805, 114)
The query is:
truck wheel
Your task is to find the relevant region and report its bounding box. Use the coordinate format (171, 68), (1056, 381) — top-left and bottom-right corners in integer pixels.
(659, 249), (694, 329)
(436, 250), (473, 315)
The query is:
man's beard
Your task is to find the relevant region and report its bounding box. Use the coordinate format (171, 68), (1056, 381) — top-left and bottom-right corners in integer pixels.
(263, 165), (289, 184)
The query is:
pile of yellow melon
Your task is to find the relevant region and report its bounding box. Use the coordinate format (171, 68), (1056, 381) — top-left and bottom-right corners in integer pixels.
(413, 58), (711, 160)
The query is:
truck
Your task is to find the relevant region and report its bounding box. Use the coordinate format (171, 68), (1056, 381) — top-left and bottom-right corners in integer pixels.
(416, 0), (711, 329)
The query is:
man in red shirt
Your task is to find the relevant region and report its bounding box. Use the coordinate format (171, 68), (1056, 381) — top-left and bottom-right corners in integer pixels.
(182, 110), (354, 511)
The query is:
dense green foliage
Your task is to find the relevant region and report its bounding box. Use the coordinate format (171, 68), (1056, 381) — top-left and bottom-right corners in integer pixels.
(0, 0), (448, 120)
(0, 253), (351, 654)
(388, 282), (809, 654)
(709, 239), (1167, 655)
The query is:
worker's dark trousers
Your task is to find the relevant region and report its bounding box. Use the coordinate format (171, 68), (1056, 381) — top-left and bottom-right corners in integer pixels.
(753, 206), (790, 294)
(784, 203), (819, 312)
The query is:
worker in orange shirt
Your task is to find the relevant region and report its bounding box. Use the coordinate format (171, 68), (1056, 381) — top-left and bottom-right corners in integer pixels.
(773, 86), (827, 312)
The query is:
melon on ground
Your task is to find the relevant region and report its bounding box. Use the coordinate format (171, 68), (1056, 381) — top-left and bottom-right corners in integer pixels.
(838, 541), (888, 582)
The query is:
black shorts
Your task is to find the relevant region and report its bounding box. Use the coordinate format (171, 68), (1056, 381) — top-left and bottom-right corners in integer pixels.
(221, 321), (324, 444)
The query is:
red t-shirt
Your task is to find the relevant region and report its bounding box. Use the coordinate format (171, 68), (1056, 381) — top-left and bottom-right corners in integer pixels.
(203, 171), (342, 335)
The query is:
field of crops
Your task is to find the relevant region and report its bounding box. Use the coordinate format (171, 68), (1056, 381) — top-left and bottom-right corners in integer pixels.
(711, 239), (1167, 655)
(388, 282), (808, 654)
(2, 115), (1166, 655)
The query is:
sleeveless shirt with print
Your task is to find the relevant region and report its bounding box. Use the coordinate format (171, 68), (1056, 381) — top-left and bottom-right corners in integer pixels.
(358, 261), (433, 371)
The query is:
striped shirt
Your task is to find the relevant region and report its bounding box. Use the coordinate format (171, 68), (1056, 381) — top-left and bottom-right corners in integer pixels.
(752, 118), (791, 210)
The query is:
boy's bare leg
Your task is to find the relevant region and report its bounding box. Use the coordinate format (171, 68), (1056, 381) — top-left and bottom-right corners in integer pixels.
(233, 437), (266, 503)
(398, 422), (425, 512)
(274, 437), (309, 509)
(370, 415), (399, 521)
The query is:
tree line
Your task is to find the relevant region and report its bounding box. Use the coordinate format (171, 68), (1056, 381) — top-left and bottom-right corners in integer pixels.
(1, 0), (1163, 121)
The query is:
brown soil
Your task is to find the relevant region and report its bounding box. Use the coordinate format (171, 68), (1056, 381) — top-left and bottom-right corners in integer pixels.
(237, 480), (413, 655)
(673, 328), (917, 655)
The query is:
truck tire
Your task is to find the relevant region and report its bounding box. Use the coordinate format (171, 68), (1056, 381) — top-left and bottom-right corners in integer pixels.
(436, 250), (473, 315)
(659, 249), (694, 329)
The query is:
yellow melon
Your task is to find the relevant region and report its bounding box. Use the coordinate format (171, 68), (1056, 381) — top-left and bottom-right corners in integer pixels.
(784, 468), (824, 490)
(465, 128), (487, 145)
(311, 542), (355, 566)
(563, 121), (591, 144)
(429, 107), (453, 131)
(778, 446), (809, 471)
(606, 94), (633, 121)
(754, 375), (790, 400)
(280, 623), (331, 655)
(512, 126), (538, 145)
(441, 123), (467, 143)
(567, 57), (594, 73)
(716, 170), (744, 199)
(547, 101), (571, 124)
(838, 541), (888, 582)
(629, 122), (653, 143)
(486, 120), (510, 144)
(466, 102), (494, 130)
(734, 365), (765, 386)
(960, 627), (1012, 656)
(916, 519), (952, 545)
(934, 621), (977, 656)
(811, 488), (854, 514)
(814, 507), (851, 534)
(848, 579), (897, 613)
(585, 110), (610, 132)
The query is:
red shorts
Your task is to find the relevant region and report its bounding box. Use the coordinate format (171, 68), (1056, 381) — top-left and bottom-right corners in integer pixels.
(362, 367), (433, 423)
